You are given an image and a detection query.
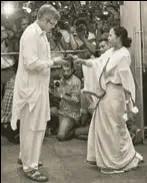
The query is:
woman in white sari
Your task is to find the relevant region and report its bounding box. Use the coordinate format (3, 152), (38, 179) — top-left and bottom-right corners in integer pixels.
(74, 26), (143, 174)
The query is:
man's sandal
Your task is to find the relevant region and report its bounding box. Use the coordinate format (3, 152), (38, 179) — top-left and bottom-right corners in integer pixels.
(17, 158), (43, 167)
(24, 169), (48, 182)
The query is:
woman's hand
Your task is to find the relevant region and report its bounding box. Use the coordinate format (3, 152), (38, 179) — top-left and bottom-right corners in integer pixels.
(124, 101), (139, 122)
(74, 58), (85, 65)
(70, 55), (85, 65)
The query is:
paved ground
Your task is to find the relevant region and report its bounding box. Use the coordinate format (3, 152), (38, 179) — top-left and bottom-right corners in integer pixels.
(1, 136), (147, 183)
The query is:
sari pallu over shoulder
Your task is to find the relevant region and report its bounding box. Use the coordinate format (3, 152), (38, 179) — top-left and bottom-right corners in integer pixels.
(82, 47), (136, 106)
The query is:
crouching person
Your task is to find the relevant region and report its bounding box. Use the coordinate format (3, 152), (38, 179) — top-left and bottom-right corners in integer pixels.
(54, 55), (81, 141)
(75, 91), (94, 140)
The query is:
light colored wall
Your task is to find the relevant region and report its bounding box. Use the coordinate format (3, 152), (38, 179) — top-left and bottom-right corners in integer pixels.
(141, 1), (147, 66)
(120, 1), (141, 70)
(120, 1), (144, 137)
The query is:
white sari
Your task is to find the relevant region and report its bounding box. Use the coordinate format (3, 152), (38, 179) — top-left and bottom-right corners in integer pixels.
(82, 47), (143, 174)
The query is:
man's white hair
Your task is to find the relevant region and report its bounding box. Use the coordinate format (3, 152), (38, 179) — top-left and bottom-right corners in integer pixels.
(37, 4), (60, 21)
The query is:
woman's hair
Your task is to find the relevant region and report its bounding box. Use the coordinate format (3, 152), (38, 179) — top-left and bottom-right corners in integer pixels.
(113, 26), (132, 48)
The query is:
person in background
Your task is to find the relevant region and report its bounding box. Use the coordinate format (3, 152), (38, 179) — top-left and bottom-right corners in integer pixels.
(1, 24), (24, 143)
(75, 20), (96, 56)
(1, 25), (16, 101)
(47, 25), (64, 60)
(58, 20), (78, 50)
(10, 4), (62, 182)
(73, 20), (98, 81)
(21, 16), (30, 32)
(1, 69), (19, 144)
(1, 25), (8, 99)
(51, 54), (81, 141)
(98, 38), (110, 55)
(1, 25), (8, 53)
(6, 27), (19, 52)
(15, 16), (30, 46)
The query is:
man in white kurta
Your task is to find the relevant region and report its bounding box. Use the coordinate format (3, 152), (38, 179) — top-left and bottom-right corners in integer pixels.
(11, 4), (60, 182)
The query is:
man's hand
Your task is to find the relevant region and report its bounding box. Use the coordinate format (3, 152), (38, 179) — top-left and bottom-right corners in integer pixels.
(72, 56), (85, 65)
(53, 56), (66, 65)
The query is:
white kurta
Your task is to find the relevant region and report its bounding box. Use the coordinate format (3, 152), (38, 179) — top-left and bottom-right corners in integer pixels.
(11, 21), (53, 131)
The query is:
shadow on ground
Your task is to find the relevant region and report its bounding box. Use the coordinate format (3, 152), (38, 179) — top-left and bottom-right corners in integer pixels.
(1, 136), (147, 183)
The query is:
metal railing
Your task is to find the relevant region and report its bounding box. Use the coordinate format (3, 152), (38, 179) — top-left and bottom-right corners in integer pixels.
(1, 49), (89, 56)
(1, 50), (91, 69)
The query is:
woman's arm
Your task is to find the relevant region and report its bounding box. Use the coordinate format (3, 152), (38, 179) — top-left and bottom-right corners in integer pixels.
(73, 56), (97, 67)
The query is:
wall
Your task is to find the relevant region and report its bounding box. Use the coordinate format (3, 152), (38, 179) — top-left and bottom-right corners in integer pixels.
(141, 1), (147, 66)
(141, 2), (147, 127)
(120, 1), (144, 138)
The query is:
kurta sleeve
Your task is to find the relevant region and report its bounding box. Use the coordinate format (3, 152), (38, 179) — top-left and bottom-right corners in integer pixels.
(22, 31), (53, 72)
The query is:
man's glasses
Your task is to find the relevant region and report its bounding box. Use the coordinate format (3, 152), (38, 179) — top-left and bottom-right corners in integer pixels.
(47, 19), (57, 27)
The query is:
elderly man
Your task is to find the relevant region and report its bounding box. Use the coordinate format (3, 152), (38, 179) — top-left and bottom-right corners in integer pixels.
(11, 4), (62, 182)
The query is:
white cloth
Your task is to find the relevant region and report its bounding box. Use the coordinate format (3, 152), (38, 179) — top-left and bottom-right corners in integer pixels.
(1, 41), (8, 53)
(19, 104), (45, 170)
(1, 56), (15, 69)
(60, 29), (70, 43)
(88, 32), (96, 40)
(1, 40), (15, 69)
(82, 47), (136, 104)
(83, 47), (143, 172)
(11, 21), (53, 130)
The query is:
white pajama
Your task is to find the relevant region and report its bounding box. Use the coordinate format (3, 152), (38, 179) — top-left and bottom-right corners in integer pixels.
(20, 104), (46, 171)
